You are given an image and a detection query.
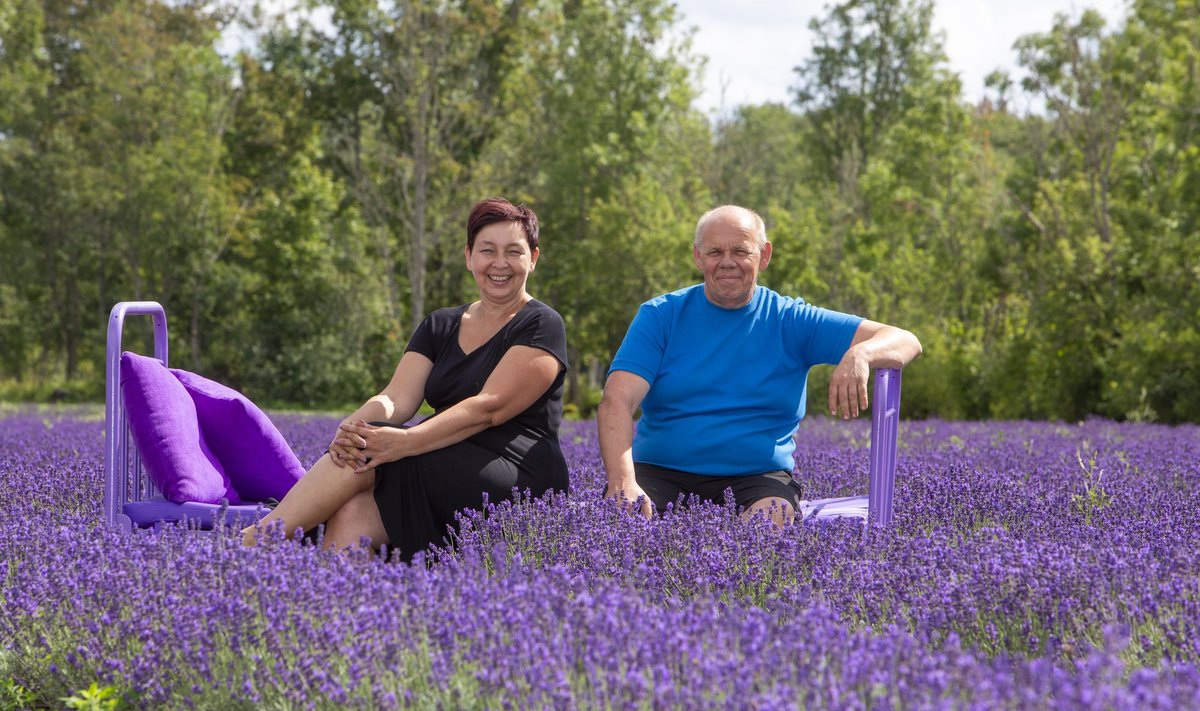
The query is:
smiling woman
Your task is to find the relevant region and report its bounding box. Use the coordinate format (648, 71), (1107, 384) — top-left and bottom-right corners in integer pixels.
(242, 198), (571, 562)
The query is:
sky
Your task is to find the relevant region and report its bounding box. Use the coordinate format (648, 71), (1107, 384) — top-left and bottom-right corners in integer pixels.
(675, 0), (1128, 116)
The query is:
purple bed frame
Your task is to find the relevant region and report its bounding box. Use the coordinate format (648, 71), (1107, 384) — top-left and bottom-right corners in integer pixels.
(105, 301), (902, 532)
(105, 301), (270, 531)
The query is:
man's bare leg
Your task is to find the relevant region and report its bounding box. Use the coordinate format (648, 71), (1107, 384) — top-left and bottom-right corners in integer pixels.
(741, 496), (796, 527)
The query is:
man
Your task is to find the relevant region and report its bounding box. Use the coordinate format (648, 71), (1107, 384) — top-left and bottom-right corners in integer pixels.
(598, 205), (922, 525)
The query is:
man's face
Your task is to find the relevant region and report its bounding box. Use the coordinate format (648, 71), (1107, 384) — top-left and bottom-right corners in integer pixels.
(693, 212), (772, 309)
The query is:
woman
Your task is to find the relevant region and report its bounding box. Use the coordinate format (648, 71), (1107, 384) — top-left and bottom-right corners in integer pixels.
(242, 197), (570, 562)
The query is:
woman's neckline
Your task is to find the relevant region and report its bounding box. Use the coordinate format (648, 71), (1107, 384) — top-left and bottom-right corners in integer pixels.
(456, 299), (535, 356)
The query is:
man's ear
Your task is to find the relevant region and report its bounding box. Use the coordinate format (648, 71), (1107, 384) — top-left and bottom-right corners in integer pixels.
(759, 241), (773, 271)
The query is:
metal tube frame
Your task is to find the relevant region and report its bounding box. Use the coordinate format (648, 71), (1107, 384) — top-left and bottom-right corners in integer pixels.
(104, 301), (168, 531)
(867, 368), (902, 529)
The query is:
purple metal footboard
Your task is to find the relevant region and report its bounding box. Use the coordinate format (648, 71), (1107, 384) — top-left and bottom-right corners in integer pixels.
(799, 368), (903, 530)
(104, 301), (268, 531)
(868, 368), (901, 528)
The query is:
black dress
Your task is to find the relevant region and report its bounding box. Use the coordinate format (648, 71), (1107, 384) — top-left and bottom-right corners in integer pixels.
(372, 300), (570, 562)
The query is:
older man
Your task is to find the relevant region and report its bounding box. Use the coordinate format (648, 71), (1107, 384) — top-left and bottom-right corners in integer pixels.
(598, 205), (922, 524)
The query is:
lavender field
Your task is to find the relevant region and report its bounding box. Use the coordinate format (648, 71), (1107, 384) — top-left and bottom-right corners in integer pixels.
(3, 407), (1200, 709)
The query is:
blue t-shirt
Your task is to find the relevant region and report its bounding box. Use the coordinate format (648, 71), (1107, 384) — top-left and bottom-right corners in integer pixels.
(609, 285), (862, 475)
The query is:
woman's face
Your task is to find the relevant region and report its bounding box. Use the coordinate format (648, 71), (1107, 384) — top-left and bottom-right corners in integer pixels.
(465, 221), (538, 304)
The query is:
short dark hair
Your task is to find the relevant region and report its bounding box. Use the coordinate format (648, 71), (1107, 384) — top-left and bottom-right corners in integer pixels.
(466, 197), (539, 251)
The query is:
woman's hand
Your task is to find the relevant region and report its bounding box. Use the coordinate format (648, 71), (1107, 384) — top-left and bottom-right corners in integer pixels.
(328, 421), (359, 468)
(335, 420), (407, 473)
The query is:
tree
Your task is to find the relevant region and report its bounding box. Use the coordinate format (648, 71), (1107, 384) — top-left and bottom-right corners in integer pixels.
(783, 0), (1001, 418)
(1, 0), (237, 382)
(1094, 0), (1200, 422)
(193, 33), (395, 407)
(0, 0), (50, 379)
(314, 0), (535, 332)
(792, 0), (944, 211)
(710, 103), (810, 213)
(994, 9), (1141, 419)
(501, 0), (709, 403)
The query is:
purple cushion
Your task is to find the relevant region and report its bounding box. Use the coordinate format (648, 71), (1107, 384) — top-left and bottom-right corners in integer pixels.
(171, 369), (305, 502)
(120, 352), (241, 505)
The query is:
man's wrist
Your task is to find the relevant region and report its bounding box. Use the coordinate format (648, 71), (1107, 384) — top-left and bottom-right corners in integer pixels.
(607, 474), (639, 491)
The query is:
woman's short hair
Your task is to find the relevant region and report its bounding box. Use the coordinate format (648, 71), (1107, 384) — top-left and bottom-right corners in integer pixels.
(467, 197), (540, 251)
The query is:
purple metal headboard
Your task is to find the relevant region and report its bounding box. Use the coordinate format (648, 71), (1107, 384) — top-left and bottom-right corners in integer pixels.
(104, 301), (168, 530)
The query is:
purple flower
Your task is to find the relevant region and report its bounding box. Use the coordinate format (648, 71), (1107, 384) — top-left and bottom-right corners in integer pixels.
(2, 410), (1199, 708)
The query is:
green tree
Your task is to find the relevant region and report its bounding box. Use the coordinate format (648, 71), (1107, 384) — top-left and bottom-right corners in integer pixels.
(1095, 0), (1200, 422)
(781, 0), (1001, 418)
(710, 103), (811, 214)
(503, 0), (709, 403)
(313, 0), (535, 332)
(792, 0), (944, 212)
(207, 35), (393, 407)
(993, 9), (1144, 419)
(1, 0), (237, 384)
(0, 0), (50, 379)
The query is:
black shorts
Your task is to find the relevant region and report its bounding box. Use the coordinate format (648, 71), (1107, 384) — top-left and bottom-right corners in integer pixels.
(606, 463), (804, 514)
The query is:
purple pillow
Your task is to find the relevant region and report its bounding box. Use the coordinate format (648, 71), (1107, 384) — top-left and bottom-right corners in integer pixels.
(170, 369), (305, 502)
(120, 352), (241, 505)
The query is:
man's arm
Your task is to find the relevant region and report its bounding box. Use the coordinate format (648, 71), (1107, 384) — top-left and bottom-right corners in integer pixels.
(597, 370), (653, 519)
(828, 320), (923, 419)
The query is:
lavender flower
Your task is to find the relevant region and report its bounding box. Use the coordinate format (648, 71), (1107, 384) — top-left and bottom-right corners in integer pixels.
(2, 408), (1199, 708)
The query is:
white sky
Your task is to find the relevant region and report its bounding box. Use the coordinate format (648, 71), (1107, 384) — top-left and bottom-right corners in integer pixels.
(224, 0), (1129, 116)
(676, 0), (1129, 116)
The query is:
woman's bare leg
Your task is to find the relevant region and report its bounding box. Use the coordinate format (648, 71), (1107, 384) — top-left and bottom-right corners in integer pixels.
(323, 488), (389, 552)
(241, 453), (375, 546)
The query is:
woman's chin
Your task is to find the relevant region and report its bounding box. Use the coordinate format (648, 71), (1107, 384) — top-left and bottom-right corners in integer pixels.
(478, 281), (525, 301)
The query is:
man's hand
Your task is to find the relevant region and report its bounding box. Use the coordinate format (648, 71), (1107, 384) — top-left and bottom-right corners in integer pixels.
(828, 321), (923, 419)
(605, 482), (654, 520)
(828, 348), (870, 419)
(597, 370), (654, 519)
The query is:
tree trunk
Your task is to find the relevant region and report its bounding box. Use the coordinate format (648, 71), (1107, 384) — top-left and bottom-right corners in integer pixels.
(408, 85), (431, 333)
(191, 290), (202, 373)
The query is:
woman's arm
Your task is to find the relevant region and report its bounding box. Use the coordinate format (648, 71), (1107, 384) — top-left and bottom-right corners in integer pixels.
(368, 351), (435, 424)
(340, 345), (562, 472)
(329, 352), (433, 466)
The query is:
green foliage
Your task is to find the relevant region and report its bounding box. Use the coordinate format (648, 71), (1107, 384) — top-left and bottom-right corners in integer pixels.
(500, 0), (709, 403)
(61, 683), (124, 711)
(0, 0), (1198, 421)
(0, 676), (35, 711)
(1071, 449), (1112, 525)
